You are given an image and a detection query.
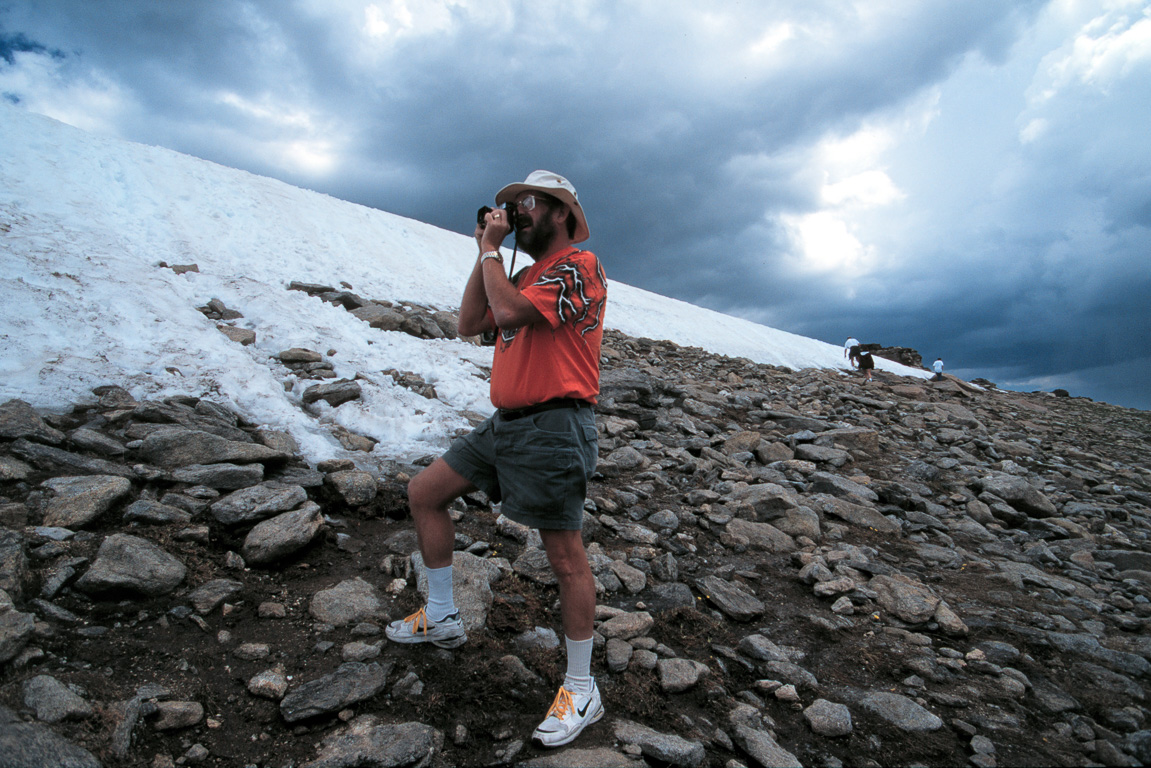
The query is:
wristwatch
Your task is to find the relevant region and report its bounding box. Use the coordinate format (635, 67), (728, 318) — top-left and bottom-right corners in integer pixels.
(481, 251), (503, 264)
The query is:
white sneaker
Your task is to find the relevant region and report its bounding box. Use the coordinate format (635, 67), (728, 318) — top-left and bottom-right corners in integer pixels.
(532, 680), (604, 748)
(385, 607), (467, 649)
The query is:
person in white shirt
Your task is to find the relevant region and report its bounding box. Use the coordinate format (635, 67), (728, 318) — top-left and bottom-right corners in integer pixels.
(844, 337), (860, 368)
(931, 358), (944, 381)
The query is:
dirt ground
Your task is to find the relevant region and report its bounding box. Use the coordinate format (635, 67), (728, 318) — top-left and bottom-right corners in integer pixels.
(0, 477), (1092, 767)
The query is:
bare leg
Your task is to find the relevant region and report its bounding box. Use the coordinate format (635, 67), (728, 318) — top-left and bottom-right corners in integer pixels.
(539, 528), (596, 640)
(407, 458), (476, 569)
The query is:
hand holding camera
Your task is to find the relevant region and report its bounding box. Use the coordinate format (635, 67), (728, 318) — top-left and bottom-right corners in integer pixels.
(476, 205), (514, 253)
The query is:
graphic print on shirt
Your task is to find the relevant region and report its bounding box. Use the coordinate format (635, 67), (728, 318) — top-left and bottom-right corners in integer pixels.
(500, 253), (606, 345)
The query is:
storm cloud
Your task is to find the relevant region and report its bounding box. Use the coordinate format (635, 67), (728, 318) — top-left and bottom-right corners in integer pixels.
(2, 0), (1148, 409)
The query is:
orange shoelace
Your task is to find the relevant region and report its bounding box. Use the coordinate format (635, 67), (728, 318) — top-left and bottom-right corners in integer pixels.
(402, 607), (429, 635)
(544, 686), (575, 720)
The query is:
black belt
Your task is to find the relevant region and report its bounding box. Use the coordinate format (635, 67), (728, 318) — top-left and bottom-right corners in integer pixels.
(498, 398), (590, 421)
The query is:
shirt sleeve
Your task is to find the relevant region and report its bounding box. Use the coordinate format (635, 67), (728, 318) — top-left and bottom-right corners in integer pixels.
(520, 251), (605, 333)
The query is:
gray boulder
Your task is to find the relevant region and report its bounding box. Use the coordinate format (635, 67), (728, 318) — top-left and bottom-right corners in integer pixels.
(137, 426), (288, 468)
(974, 475), (1057, 517)
(170, 462), (264, 489)
(42, 475), (132, 529)
(613, 719), (705, 767)
(309, 577), (387, 627)
(0, 718), (101, 768)
(280, 662), (391, 723)
(22, 675), (94, 723)
(211, 483), (308, 526)
(803, 698), (853, 737)
(860, 691), (943, 732)
(122, 499), (193, 525)
(726, 518), (797, 553)
(302, 716), (441, 768)
(241, 502), (324, 565)
(870, 573), (940, 624)
(0, 591), (35, 664)
(74, 533), (186, 596)
(299, 718), (441, 768)
(696, 575), (764, 621)
(0, 399), (65, 444)
(326, 470), (378, 507)
(302, 380), (362, 407)
(809, 472), (879, 503)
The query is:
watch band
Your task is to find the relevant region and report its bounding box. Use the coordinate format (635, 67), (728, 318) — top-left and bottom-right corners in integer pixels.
(481, 251), (503, 264)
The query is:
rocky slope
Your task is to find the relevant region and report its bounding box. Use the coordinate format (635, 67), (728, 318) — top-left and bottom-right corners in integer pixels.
(1, 322), (1150, 768)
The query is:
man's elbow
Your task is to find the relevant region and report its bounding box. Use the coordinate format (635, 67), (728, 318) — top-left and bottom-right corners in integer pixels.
(491, 304), (542, 332)
(457, 317), (486, 337)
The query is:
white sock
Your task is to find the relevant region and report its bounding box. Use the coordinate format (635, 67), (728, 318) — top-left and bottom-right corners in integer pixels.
(424, 565), (456, 622)
(563, 636), (594, 692)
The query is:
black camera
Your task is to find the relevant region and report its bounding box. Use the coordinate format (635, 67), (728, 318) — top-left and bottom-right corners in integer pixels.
(476, 205), (517, 233)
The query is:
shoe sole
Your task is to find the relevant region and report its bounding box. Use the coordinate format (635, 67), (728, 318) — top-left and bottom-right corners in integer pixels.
(532, 705), (604, 748)
(431, 634), (467, 649)
(385, 630), (467, 648)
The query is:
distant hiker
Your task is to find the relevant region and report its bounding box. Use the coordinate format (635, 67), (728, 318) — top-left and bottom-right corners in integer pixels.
(844, 337), (860, 368)
(386, 171), (607, 749)
(856, 348), (875, 382)
(931, 357), (944, 381)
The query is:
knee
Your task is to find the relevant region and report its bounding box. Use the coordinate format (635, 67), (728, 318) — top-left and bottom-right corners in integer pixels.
(549, 551), (592, 584)
(406, 469), (439, 515)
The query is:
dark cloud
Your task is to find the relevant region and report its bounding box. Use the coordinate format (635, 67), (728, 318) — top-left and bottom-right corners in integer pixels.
(0, 29), (61, 65)
(2, 0), (1147, 410)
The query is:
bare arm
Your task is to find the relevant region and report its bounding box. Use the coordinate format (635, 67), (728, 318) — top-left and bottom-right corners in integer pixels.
(457, 215), (499, 337)
(456, 254), (496, 337)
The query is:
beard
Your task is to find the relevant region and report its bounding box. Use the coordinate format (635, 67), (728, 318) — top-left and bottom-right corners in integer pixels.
(515, 210), (559, 258)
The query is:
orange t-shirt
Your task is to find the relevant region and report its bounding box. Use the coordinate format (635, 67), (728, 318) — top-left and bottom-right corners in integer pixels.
(489, 246), (607, 410)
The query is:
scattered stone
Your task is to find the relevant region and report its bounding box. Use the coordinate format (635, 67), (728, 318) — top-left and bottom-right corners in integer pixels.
(188, 579), (244, 615)
(280, 662), (391, 723)
(41, 475), (132, 528)
(658, 658), (710, 693)
(150, 701), (204, 730)
(248, 667), (289, 700)
(301, 716), (441, 768)
(860, 692), (944, 732)
(74, 533), (187, 596)
(613, 719), (706, 767)
(22, 675), (94, 723)
(0, 399), (66, 444)
(241, 502), (324, 564)
(326, 471), (377, 507)
(696, 575), (764, 621)
(137, 426), (288, 468)
(309, 578), (387, 627)
(302, 380), (362, 408)
(0, 716), (101, 768)
(211, 482), (308, 526)
(803, 698), (853, 737)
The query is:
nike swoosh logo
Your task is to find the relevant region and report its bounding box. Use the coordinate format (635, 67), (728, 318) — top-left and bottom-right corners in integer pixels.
(577, 701), (591, 717)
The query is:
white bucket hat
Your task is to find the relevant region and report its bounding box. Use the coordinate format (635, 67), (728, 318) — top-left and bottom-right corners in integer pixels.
(495, 170), (590, 244)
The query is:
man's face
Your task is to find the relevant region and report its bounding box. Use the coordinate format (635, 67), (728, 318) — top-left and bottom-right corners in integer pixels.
(513, 193), (560, 256)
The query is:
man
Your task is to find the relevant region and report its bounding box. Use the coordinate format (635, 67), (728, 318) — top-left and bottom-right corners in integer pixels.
(931, 357), (945, 381)
(385, 171), (607, 749)
(844, 337), (860, 368)
(856, 348), (875, 382)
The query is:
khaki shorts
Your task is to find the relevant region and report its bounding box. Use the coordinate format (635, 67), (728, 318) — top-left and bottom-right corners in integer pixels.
(443, 405), (598, 531)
